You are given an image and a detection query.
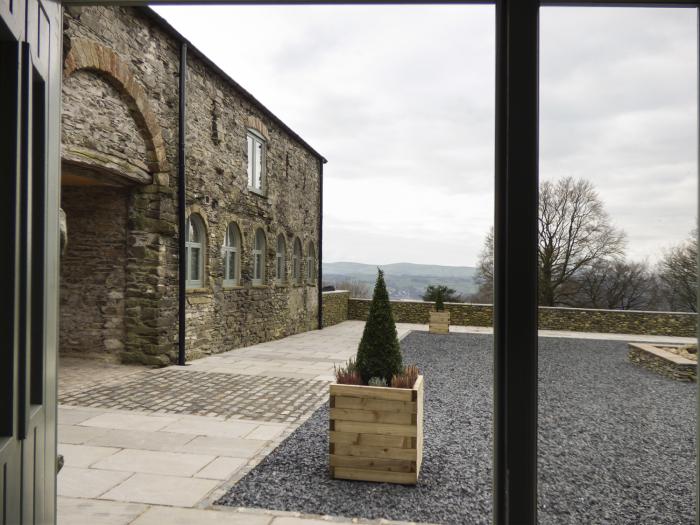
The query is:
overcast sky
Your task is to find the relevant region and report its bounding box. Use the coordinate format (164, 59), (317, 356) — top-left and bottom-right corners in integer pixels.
(155, 5), (697, 268)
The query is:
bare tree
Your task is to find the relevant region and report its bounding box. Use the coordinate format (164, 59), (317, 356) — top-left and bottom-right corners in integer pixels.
(658, 229), (697, 312)
(575, 260), (657, 310)
(538, 177), (625, 305)
(474, 177), (626, 306)
(470, 228), (494, 303)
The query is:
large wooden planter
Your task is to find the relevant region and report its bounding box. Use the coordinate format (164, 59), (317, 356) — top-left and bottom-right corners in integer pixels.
(329, 376), (424, 484)
(429, 311), (450, 334)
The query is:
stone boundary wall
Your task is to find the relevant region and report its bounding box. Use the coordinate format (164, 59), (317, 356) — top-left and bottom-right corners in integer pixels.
(344, 297), (697, 337)
(628, 343), (696, 382)
(322, 291), (350, 328)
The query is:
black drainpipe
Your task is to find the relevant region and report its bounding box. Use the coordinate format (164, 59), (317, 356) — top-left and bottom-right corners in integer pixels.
(317, 158), (325, 329)
(178, 42), (187, 366)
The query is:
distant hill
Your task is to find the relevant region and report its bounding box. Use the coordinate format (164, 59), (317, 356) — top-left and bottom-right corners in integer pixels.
(322, 261), (478, 301)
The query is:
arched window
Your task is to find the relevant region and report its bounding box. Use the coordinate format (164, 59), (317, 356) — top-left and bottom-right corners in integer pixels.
(223, 223), (241, 286)
(253, 228), (266, 285)
(306, 242), (316, 284)
(185, 214), (205, 288)
(292, 238), (302, 284)
(276, 234), (286, 283)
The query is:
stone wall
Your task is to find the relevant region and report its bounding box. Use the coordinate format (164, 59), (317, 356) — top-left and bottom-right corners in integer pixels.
(346, 298), (697, 337)
(181, 43), (320, 360)
(61, 6), (322, 364)
(60, 187), (129, 360)
(628, 343), (696, 382)
(538, 306), (696, 337)
(322, 291), (350, 327)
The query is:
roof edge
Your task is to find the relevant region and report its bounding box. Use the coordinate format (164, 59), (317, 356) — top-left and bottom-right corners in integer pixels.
(139, 6), (327, 163)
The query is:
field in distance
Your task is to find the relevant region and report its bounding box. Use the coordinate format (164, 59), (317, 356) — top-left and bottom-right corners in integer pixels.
(322, 261), (478, 301)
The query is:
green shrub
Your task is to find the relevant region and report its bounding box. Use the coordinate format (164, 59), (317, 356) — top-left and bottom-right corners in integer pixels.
(435, 287), (445, 311)
(356, 269), (403, 383)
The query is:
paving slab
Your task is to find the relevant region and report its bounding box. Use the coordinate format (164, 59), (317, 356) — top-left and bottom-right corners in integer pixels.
(57, 497), (147, 525)
(58, 424), (110, 445)
(59, 407), (107, 425)
(84, 428), (197, 451)
(161, 418), (259, 438)
(92, 449), (215, 477)
(178, 435), (267, 458)
(58, 443), (120, 468)
(130, 506), (272, 525)
(100, 473), (219, 507)
(80, 412), (179, 432)
(57, 467), (133, 498)
(244, 423), (288, 441)
(194, 457), (247, 480)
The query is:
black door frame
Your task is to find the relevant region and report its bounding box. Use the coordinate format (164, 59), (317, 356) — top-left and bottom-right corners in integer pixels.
(49, 0), (700, 524)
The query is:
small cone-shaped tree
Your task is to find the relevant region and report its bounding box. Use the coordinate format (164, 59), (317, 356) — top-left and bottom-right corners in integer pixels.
(356, 269), (402, 383)
(435, 288), (445, 311)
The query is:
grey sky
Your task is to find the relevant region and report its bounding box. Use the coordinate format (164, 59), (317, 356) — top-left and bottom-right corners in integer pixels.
(155, 5), (697, 267)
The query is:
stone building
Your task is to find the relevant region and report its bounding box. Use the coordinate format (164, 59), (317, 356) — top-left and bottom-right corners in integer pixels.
(60, 6), (325, 365)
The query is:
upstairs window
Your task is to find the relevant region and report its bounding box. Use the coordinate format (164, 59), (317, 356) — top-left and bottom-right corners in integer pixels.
(185, 214), (206, 289)
(247, 130), (266, 193)
(276, 234), (287, 283)
(306, 242), (316, 284)
(223, 223), (241, 287)
(253, 228), (266, 285)
(293, 238), (302, 284)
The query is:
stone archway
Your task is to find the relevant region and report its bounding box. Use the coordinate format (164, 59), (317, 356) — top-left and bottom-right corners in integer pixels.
(63, 37), (168, 174)
(60, 37), (171, 363)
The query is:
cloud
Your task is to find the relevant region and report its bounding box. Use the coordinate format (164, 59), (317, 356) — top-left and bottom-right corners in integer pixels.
(155, 5), (696, 267)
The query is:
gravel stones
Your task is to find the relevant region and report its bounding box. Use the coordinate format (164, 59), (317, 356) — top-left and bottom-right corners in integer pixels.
(218, 332), (695, 524)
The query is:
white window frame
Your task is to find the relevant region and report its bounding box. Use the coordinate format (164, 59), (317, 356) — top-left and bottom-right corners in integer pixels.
(223, 222), (240, 287)
(292, 238), (302, 284)
(276, 234), (286, 283)
(247, 129), (266, 194)
(306, 242), (316, 284)
(185, 214), (205, 289)
(253, 228), (266, 285)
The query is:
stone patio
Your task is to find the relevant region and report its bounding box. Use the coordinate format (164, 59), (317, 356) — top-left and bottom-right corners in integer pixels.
(58, 321), (694, 525)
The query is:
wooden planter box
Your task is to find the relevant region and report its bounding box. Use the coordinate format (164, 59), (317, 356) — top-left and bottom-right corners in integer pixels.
(329, 376), (424, 484)
(429, 311), (450, 334)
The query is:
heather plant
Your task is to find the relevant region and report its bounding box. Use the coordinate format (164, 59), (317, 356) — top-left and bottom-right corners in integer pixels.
(391, 364), (420, 389)
(356, 269), (403, 383)
(334, 358), (362, 385)
(368, 376), (388, 387)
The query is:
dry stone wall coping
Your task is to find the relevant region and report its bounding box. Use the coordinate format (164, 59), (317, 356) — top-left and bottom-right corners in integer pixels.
(331, 295), (697, 338)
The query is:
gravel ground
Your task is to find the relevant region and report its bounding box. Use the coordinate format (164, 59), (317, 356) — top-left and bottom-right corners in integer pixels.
(218, 332), (696, 524)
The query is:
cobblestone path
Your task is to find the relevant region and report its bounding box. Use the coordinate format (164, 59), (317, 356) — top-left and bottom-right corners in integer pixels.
(59, 368), (329, 423)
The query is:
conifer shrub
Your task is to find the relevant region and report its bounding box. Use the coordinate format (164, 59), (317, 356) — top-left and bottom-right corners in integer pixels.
(435, 287), (445, 311)
(356, 269), (403, 383)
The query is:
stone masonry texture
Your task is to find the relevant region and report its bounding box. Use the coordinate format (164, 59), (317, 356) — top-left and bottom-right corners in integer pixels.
(343, 297), (697, 337)
(321, 291), (349, 328)
(627, 345), (696, 382)
(60, 187), (129, 360)
(60, 6), (322, 365)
